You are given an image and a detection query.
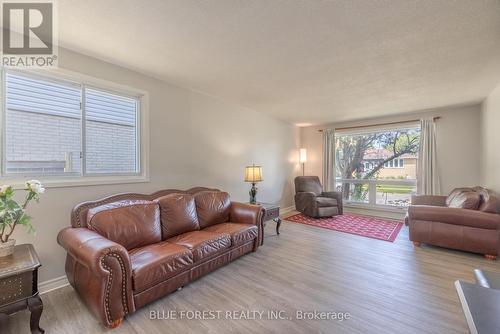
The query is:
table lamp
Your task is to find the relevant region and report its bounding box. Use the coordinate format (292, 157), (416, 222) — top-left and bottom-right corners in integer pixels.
(244, 164), (263, 204)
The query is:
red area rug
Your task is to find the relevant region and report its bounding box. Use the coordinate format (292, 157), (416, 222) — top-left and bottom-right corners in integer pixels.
(284, 213), (403, 242)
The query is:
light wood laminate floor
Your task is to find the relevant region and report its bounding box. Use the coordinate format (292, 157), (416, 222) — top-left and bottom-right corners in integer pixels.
(4, 213), (499, 334)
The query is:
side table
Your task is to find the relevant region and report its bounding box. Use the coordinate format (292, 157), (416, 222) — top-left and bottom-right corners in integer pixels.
(0, 244), (44, 333)
(255, 203), (281, 245)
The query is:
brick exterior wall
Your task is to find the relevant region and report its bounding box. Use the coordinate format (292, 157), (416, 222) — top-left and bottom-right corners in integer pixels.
(86, 120), (137, 173)
(6, 109), (136, 174)
(378, 158), (417, 179)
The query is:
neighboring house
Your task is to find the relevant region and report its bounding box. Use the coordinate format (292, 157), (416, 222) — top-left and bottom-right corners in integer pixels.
(361, 148), (417, 179)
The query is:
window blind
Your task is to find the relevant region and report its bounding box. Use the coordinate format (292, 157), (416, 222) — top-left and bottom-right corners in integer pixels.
(85, 88), (137, 126)
(5, 72), (82, 174)
(5, 72), (81, 118)
(84, 88), (138, 174)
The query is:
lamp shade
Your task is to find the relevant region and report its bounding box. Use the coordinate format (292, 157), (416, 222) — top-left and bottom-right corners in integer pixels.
(299, 148), (307, 163)
(244, 165), (263, 182)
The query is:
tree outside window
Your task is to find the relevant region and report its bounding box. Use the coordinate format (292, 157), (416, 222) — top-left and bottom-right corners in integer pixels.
(335, 127), (421, 206)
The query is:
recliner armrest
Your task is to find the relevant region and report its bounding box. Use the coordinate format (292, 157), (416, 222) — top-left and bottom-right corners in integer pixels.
(294, 191), (317, 212)
(321, 191), (343, 214)
(408, 205), (500, 230)
(57, 227), (134, 328)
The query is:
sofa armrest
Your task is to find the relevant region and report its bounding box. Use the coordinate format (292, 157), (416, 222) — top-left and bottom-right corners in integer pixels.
(229, 202), (264, 247)
(408, 205), (500, 230)
(229, 202), (264, 226)
(57, 227), (134, 328)
(322, 191), (343, 214)
(411, 195), (447, 206)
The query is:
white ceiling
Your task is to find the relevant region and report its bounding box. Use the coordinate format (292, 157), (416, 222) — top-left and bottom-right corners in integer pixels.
(59, 0), (500, 125)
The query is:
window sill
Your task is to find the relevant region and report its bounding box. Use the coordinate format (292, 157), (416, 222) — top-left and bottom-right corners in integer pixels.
(345, 203), (407, 211)
(344, 203), (407, 220)
(2, 174), (150, 190)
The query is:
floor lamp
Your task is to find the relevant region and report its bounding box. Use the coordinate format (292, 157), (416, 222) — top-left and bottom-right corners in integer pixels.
(299, 148), (307, 176)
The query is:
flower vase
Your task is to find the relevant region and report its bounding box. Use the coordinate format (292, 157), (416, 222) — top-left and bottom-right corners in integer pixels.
(0, 239), (16, 257)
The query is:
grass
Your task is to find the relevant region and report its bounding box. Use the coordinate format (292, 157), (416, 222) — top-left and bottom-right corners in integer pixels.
(376, 185), (413, 194)
(358, 184), (414, 194)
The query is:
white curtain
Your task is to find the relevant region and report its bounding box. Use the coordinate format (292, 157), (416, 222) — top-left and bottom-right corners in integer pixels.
(322, 129), (335, 191)
(417, 118), (441, 195)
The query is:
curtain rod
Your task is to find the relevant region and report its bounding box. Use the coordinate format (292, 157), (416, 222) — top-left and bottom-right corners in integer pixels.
(317, 116), (441, 132)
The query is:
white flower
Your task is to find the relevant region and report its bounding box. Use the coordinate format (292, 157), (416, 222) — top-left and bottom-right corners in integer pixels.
(26, 180), (45, 194)
(0, 185), (11, 195)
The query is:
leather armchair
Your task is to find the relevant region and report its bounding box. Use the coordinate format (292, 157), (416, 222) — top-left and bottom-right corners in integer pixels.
(294, 176), (343, 218)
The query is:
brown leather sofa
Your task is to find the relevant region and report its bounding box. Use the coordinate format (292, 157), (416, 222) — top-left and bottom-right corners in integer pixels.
(294, 176), (343, 218)
(406, 187), (500, 259)
(57, 187), (263, 328)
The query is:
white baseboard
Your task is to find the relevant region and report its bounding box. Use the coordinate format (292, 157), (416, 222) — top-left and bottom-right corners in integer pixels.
(39, 275), (69, 295)
(344, 206), (406, 220)
(280, 206), (295, 215)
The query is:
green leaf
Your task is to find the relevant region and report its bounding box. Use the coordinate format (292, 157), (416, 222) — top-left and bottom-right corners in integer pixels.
(18, 214), (32, 225)
(6, 199), (21, 211)
(25, 222), (36, 234)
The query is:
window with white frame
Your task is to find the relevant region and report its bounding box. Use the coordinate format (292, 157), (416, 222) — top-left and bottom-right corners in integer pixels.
(384, 159), (404, 168)
(334, 124), (420, 207)
(2, 71), (141, 177)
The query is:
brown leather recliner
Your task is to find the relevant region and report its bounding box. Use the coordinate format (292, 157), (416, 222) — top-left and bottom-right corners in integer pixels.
(294, 176), (343, 218)
(406, 187), (500, 259)
(57, 187), (263, 328)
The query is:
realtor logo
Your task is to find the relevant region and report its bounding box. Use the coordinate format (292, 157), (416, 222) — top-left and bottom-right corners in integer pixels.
(1, 0), (58, 67)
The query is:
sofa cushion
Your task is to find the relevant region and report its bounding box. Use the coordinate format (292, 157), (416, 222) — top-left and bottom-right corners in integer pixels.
(203, 223), (258, 246)
(155, 193), (200, 239)
(130, 241), (193, 292)
(87, 200), (161, 250)
(315, 196), (337, 207)
(447, 190), (481, 210)
(445, 188), (474, 207)
(167, 231), (231, 262)
(194, 191), (231, 228)
(473, 187), (500, 214)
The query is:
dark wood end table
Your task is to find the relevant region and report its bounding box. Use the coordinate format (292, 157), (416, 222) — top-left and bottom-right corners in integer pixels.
(254, 203), (281, 245)
(0, 244), (44, 333)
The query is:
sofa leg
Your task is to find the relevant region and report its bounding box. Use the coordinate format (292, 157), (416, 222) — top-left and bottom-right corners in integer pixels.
(412, 241), (421, 247)
(484, 254), (497, 260)
(110, 318), (123, 329)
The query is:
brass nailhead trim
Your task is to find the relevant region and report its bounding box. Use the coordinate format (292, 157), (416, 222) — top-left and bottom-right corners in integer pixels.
(100, 252), (129, 326)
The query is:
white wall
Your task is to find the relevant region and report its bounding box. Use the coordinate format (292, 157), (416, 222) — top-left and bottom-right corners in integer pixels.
(300, 104), (482, 195)
(10, 48), (300, 283)
(481, 82), (500, 192)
